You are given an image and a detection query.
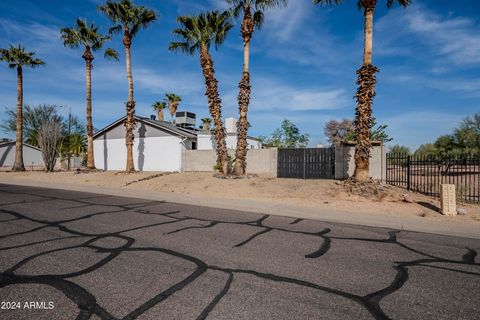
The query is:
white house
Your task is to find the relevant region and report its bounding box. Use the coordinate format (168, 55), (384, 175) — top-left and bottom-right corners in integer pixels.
(93, 114), (262, 172)
(0, 139), (44, 170)
(93, 115), (197, 171)
(197, 117), (262, 150)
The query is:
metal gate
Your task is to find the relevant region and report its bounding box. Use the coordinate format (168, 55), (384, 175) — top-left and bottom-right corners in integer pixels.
(277, 148), (335, 179)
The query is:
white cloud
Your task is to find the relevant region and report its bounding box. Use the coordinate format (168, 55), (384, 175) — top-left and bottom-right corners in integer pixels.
(376, 6), (480, 66)
(247, 77), (350, 111)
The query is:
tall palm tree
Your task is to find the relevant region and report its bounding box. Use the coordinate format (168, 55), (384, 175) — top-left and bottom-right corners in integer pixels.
(169, 11), (233, 175)
(0, 45), (44, 171)
(61, 18), (118, 170)
(164, 93), (182, 122)
(152, 101), (167, 121)
(313, 0), (411, 181)
(99, 0), (157, 173)
(228, 0), (287, 176)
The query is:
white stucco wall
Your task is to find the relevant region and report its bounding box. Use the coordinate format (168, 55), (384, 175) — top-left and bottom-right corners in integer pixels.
(94, 136), (183, 172)
(0, 143), (44, 169)
(197, 133), (262, 150)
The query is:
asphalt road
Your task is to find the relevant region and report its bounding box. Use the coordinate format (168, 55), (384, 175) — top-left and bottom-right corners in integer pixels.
(0, 184), (479, 320)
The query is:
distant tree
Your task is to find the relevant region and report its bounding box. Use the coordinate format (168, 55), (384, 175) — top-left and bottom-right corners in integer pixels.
(201, 118), (212, 132)
(336, 117), (392, 144)
(0, 45), (45, 171)
(60, 115), (87, 168)
(260, 120), (309, 148)
(163, 93), (182, 122)
(414, 143), (437, 157)
(152, 101), (167, 121)
(324, 119), (353, 145)
(434, 135), (457, 155)
(389, 144), (410, 154)
(37, 119), (63, 172)
(1, 105), (63, 147)
(454, 112), (480, 152)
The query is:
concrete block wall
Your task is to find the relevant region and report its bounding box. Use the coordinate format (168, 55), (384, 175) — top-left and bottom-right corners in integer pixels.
(334, 144), (386, 180)
(183, 145), (385, 180)
(182, 148), (278, 177)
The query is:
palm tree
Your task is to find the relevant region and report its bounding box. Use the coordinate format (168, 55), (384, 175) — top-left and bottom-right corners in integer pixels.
(99, 0), (157, 173)
(0, 45), (44, 171)
(169, 11), (233, 175)
(61, 18), (118, 170)
(201, 117), (212, 132)
(152, 101), (167, 121)
(313, 0), (411, 181)
(164, 93), (182, 122)
(228, 0), (287, 176)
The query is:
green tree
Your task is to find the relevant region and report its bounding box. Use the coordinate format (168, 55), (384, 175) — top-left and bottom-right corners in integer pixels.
(163, 93), (182, 122)
(170, 11), (233, 175)
(414, 143), (437, 157)
(152, 101), (167, 121)
(201, 117), (212, 132)
(454, 113), (480, 152)
(61, 18), (118, 170)
(227, 0), (287, 176)
(0, 45), (45, 171)
(1, 105), (63, 147)
(260, 120), (309, 148)
(389, 144), (410, 154)
(341, 117), (392, 144)
(324, 119), (353, 145)
(60, 115), (87, 169)
(313, 0), (412, 181)
(99, 0), (157, 173)
(434, 135), (456, 155)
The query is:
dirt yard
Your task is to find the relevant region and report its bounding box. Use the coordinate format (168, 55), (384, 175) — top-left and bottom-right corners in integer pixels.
(1, 171), (479, 224)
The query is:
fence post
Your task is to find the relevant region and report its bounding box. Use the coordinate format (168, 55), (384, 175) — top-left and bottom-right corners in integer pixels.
(303, 148), (306, 179)
(407, 155), (411, 191)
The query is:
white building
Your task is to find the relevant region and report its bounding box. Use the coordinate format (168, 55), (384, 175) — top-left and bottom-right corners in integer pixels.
(0, 139), (44, 170)
(197, 117), (262, 150)
(93, 114), (262, 172)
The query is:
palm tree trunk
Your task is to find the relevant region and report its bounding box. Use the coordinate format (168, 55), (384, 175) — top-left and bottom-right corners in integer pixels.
(157, 109), (164, 122)
(234, 8), (254, 176)
(12, 66), (25, 171)
(353, 6), (378, 182)
(200, 44), (229, 175)
(124, 32), (135, 173)
(83, 47), (95, 170)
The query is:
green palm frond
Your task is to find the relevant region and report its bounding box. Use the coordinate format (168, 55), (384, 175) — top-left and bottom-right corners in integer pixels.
(104, 48), (119, 60)
(0, 44), (45, 69)
(228, 0), (286, 29)
(152, 101), (167, 110)
(61, 18), (116, 59)
(312, 0), (344, 5)
(169, 11), (233, 55)
(98, 0), (157, 40)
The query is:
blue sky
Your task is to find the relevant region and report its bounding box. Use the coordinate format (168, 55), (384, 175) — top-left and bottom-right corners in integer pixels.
(0, 0), (479, 150)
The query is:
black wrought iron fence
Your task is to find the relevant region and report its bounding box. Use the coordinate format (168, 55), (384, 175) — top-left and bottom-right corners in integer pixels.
(386, 153), (480, 203)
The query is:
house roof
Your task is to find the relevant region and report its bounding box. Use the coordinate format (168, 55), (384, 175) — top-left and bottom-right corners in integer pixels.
(0, 140), (42, 151)
(93, 115), (198, 139)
